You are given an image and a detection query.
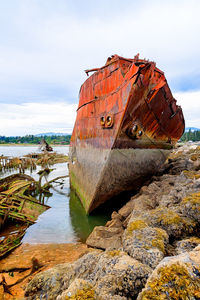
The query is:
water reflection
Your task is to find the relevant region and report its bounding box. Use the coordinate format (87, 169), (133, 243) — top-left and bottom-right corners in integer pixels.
(0, 146), (112, 244)
(69, 190), (110, 242)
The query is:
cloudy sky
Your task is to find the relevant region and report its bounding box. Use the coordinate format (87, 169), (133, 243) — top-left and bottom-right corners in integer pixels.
(0, 0), (200, 136)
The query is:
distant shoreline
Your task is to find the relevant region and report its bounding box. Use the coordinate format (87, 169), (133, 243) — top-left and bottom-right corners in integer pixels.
(0, 143), (69, 147)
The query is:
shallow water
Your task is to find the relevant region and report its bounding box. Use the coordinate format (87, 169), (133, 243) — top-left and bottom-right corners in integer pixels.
(0, 146), (110, 243)
(0, 145), (69, 157)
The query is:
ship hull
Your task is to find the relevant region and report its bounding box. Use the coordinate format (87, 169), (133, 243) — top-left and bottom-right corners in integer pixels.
(69, 55), (185, 213)
(69, 144), (170, 213)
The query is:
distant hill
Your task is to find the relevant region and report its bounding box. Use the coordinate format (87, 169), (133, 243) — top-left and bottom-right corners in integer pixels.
(35, 132), (71, 137)
(185, 127), (200, 132)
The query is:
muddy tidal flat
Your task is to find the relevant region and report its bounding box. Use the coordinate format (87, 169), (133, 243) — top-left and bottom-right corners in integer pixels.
(0, 243), (88, 299)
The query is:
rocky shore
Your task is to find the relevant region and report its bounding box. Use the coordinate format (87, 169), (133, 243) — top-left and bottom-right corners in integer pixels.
(25, 143), (200, 299)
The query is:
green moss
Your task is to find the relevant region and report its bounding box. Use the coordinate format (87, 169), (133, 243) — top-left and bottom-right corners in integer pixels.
(65, 286), (95, 300)
(126, 219), (147, 236)
(141, 262), (200, 300)
(69, 170), (90, 213)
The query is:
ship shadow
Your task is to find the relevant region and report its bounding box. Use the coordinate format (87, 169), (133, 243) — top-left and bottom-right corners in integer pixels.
(69, 187), (141, 242)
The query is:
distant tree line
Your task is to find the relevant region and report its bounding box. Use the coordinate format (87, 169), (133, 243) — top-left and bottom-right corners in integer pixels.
(180, 130), (200, 142)
(0, 135), (71, 145)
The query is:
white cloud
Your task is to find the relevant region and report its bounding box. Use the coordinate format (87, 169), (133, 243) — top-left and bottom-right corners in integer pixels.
(0, 0), (200, 103)
(174, 90), (200, 128)
(0, 90), (199, 137)
(0, 102), (77, 136)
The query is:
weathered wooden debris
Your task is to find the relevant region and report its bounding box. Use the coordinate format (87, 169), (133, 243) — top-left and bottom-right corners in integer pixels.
(0, 152), (68, 174)
(39, 139), (53, 152)
(0, 155), (36, 173)
(0, 174), (50, 225)
(0, 228), (27, 259)
(0, 151), (69, 260)
(27, 152), (68, 166)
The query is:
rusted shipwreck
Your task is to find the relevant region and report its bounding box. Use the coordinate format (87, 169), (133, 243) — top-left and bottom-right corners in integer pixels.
(69, 54), (185, 213)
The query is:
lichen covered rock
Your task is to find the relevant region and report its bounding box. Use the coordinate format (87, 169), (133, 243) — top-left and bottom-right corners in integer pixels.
(174, 237), (200, 254)
(138, 246), (200, 300)
(25, 263), (75, 299)
(93, 250), (152, 298)
(123, 225), (168, 268)
(60, 279), (95, 300)
(128, 206), (196, 239)
(181, 191), (200, 222)
(118, 194), (156, 219)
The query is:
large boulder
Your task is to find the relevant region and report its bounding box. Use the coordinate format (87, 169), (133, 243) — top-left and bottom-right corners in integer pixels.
(180, 191), (200, 222)
(123, 225), (168, 268)
(138, 245), (200, 299)
(25, 263), (75, 299)
(86, 226), (123, 249)
(26, 249), (152, 300)
(58, 250), (152, 299)
(174, 237), (200, 254)
(128, 206), (196, 239)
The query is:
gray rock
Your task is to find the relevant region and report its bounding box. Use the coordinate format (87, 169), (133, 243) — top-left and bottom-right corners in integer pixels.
(86, 226), (123, 249)
(26, 249), (152, 300)
(174, 237), (200, 254)
(25, 263), (75, 300)
(106, 211), (123, 229)
(128, 206), (196, 239)
(119, 194), (156, 220)
(180, 191), (200, 222)
(138, 245), (200, 299)
(123, 226), (168, 268)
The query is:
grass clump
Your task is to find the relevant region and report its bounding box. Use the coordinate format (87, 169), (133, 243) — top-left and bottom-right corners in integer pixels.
(141, 262), (200, 300)
(126, 219), (147, 236)
(65, 286), (95, 300)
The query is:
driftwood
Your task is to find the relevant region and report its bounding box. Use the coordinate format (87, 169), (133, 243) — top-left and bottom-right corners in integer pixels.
(42, 175), (69, 190)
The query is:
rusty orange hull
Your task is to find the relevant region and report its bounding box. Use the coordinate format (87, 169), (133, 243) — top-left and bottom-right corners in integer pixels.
(69, 55), (185, 213)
